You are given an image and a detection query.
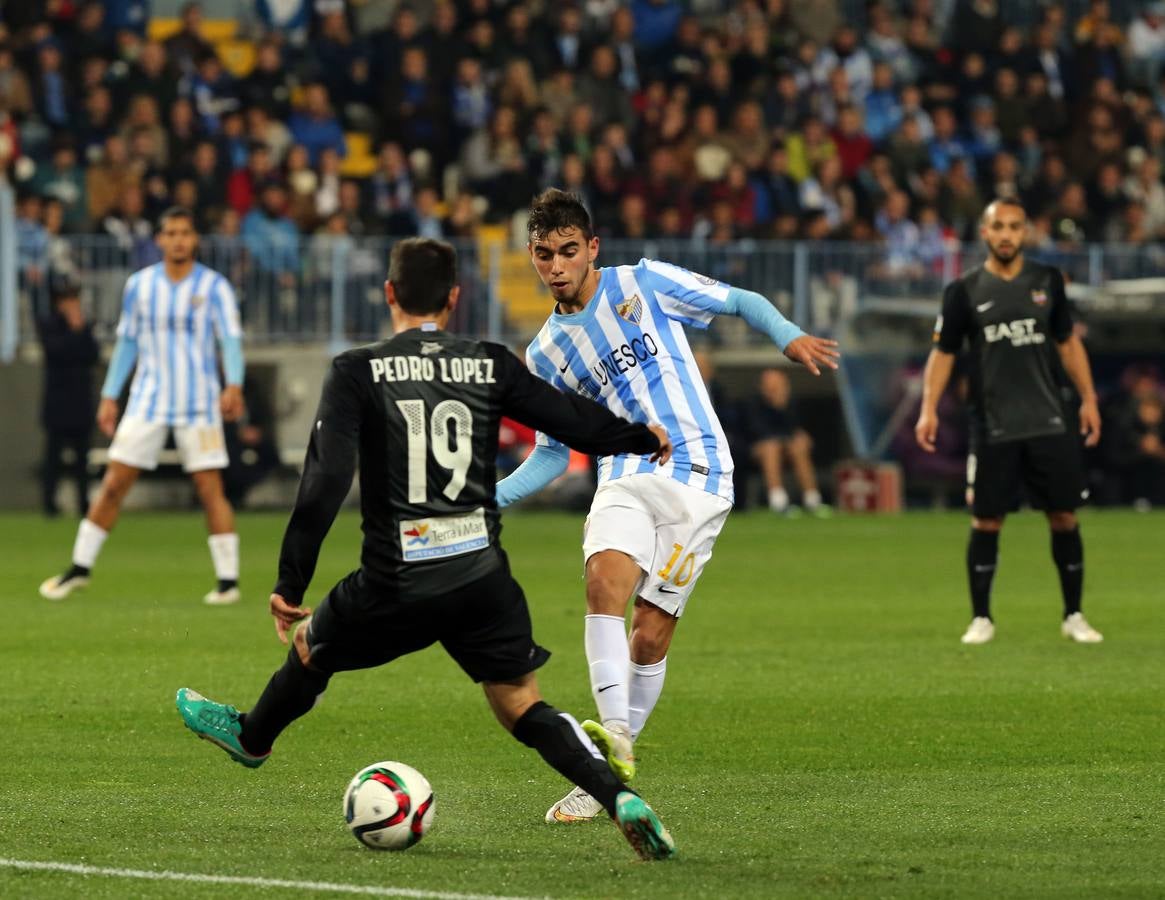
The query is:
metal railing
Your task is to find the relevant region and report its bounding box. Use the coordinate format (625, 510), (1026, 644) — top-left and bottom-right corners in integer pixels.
(3, 230), (1163, 356)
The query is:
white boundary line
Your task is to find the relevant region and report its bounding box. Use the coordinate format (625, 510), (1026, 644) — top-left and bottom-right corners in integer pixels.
(0, 857), (548, 900)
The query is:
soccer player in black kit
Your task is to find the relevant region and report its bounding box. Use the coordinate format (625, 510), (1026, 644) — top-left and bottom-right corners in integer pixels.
(914, 198), (1104, 645)
(176, 238), (678, 860)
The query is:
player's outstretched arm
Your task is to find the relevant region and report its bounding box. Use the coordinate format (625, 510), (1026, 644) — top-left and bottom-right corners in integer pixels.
(495, 350), (666, 458)
(496, 443), (570, 507)
(722, 287), (839, 375)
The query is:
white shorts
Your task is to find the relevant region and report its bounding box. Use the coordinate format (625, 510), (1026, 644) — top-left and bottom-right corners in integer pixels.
(582, 473), (733, 617)
(108, 417), (229, 472)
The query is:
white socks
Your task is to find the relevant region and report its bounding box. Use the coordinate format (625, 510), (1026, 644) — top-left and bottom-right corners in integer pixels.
(768, 486), (789, 511)
(804, 488), (822, 509)
(584, 614), (630, 730)
(208, 533), (240, 582)
(72, 519), (108, 569)
(629, 657), (666, 741)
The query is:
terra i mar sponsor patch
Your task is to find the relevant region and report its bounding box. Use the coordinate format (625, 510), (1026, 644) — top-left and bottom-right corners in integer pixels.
(399, 509), (489, 562)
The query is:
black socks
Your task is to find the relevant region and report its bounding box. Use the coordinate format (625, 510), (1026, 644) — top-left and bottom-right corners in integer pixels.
(240, 647), (331, 756)
(1051, 527), (1084, 618)
(512, 701), (624, 817)
(966, 528), (999, 620)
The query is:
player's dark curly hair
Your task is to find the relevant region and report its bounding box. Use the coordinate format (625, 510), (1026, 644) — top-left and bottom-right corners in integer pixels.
(388, 238), (458, 315)
(526, 188), (593, 242)
(158, 206), (197, 232)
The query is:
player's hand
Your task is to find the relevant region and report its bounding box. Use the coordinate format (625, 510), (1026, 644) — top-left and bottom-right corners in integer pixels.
(915, 408), (939, 452)
(1079, 396), (1101, 447)
(783, 335), (840, 376)
(646, 424), (673, 465)
(96, 397), (120, 438)
(221, 385), (245, 422)
(270, 593), (312, 644)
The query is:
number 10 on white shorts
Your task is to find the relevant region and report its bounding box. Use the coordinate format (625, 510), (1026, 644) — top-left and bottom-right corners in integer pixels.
(581, 474), (733, 617)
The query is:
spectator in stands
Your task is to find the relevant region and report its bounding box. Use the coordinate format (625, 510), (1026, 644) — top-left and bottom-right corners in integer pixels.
(244, 105), (291, 166)
(380, 47), (445, 166)
(33, 37), (71, 131)
(167, 98), (204, 176)
(188, 53), (239, 135)
(747, 368), (830, 516)
(1128, 3), (1165, 88)
(164, 1), (215, 77)
(185, 139), (226, 224)
(253, 0), (310, 49)
(239, 40), (291, 121)
(37, 281), (99, 518)
(1102, 364), (1165, 508)
(222, 376), (283, 509)
(122, 41), (178, 117)
(31, 141), (88, 232)
(100, 183), (154, 268)
(119, 94), (168, 170)
(1123, 151), (1165, 237)
(0, 41), (34, 119)
(86, 134), (140, 224)
(366, 141), (414, 234)
(460, 105), (529, 220)
(242, 181), (299, 317)
(227, 141), (276, 217)
(15, 193), (49, 291)
(288, 83), (345, 167)
(578, 45), (634, 132)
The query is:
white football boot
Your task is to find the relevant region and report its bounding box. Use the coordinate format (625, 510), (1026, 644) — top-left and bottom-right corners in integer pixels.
(545, 785), (604, 823)
(960, 616), (995, 644)
(39, 571), (90, 601)
(203, 586), (241, 606)
(1061, 612), (1103, 643)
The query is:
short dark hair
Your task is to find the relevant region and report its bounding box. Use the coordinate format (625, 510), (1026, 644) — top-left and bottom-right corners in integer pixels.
(158, 206), (197, 231)
(527, 188), (592, 242)
(388, 238), (458, 315)
(982, 196), (1026, 219)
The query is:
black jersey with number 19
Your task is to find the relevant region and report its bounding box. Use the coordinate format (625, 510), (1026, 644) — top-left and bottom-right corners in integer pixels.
(274, 326), (660, 606)
(933, 261), (1074, 444)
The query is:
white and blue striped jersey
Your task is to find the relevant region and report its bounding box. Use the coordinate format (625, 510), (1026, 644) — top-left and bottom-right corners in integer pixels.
(526, 258), (735, 501)
(116, 262), (243, 425)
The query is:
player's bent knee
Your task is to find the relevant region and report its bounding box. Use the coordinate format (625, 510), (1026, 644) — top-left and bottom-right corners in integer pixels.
(971, 516), (1004, 532)
(1047, 510), (1077, 531)
(585, 551), (640, 614)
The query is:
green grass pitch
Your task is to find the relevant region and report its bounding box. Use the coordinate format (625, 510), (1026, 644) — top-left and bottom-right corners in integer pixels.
(1, 509), (1162, 899)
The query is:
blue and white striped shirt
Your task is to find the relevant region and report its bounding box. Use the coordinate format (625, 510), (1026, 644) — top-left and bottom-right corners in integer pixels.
(526, 258), (735, 501)
(116, 262), (243, 425)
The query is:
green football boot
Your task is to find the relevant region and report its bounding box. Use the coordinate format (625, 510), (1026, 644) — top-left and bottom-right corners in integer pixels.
(175, 688), (269, 768)
(582, 719), (636, 782)
(615, 791), (676, 861)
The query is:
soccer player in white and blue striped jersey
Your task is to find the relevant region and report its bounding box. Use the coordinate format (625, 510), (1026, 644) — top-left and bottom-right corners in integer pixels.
(39, 208), (247, 606)
(498, 190), (839, 823)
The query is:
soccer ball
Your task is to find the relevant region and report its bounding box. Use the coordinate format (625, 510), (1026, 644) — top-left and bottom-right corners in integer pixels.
(343, 761), (436, 850)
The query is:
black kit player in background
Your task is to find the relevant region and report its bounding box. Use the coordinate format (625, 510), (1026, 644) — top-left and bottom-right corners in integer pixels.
(177, 238), (678, 860)
(914, 198), (1104, 646)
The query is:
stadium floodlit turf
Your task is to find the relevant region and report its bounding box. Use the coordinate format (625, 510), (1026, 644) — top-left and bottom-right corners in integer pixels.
(1, 508), (1162, 899)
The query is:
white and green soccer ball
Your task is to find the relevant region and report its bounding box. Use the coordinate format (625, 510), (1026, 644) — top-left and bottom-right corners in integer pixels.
(343, 761), (435, 850)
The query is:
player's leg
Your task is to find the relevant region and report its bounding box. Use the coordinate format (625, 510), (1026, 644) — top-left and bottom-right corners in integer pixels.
(484, 675), (674, 859)
(177, 572), (401, 764)
(584, 548), (642, 733)
(68, 429), (92, 517)
(41, 428), (65, 516)
(625, 481), (732, 740)
(788, 429), (829, 516)
(180, 423), (240, 605)
(1027, 434), (1101, 642)
(961, 442), (1018, 643)
(39, 459), (142, 600)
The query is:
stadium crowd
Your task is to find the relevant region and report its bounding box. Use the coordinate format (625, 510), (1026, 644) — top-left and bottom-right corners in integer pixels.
(1, 0), (1165, 259)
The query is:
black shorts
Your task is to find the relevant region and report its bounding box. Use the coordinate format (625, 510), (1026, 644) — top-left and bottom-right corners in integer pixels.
(302, 565), (550, 683)
(967, 431), (1088, 518)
